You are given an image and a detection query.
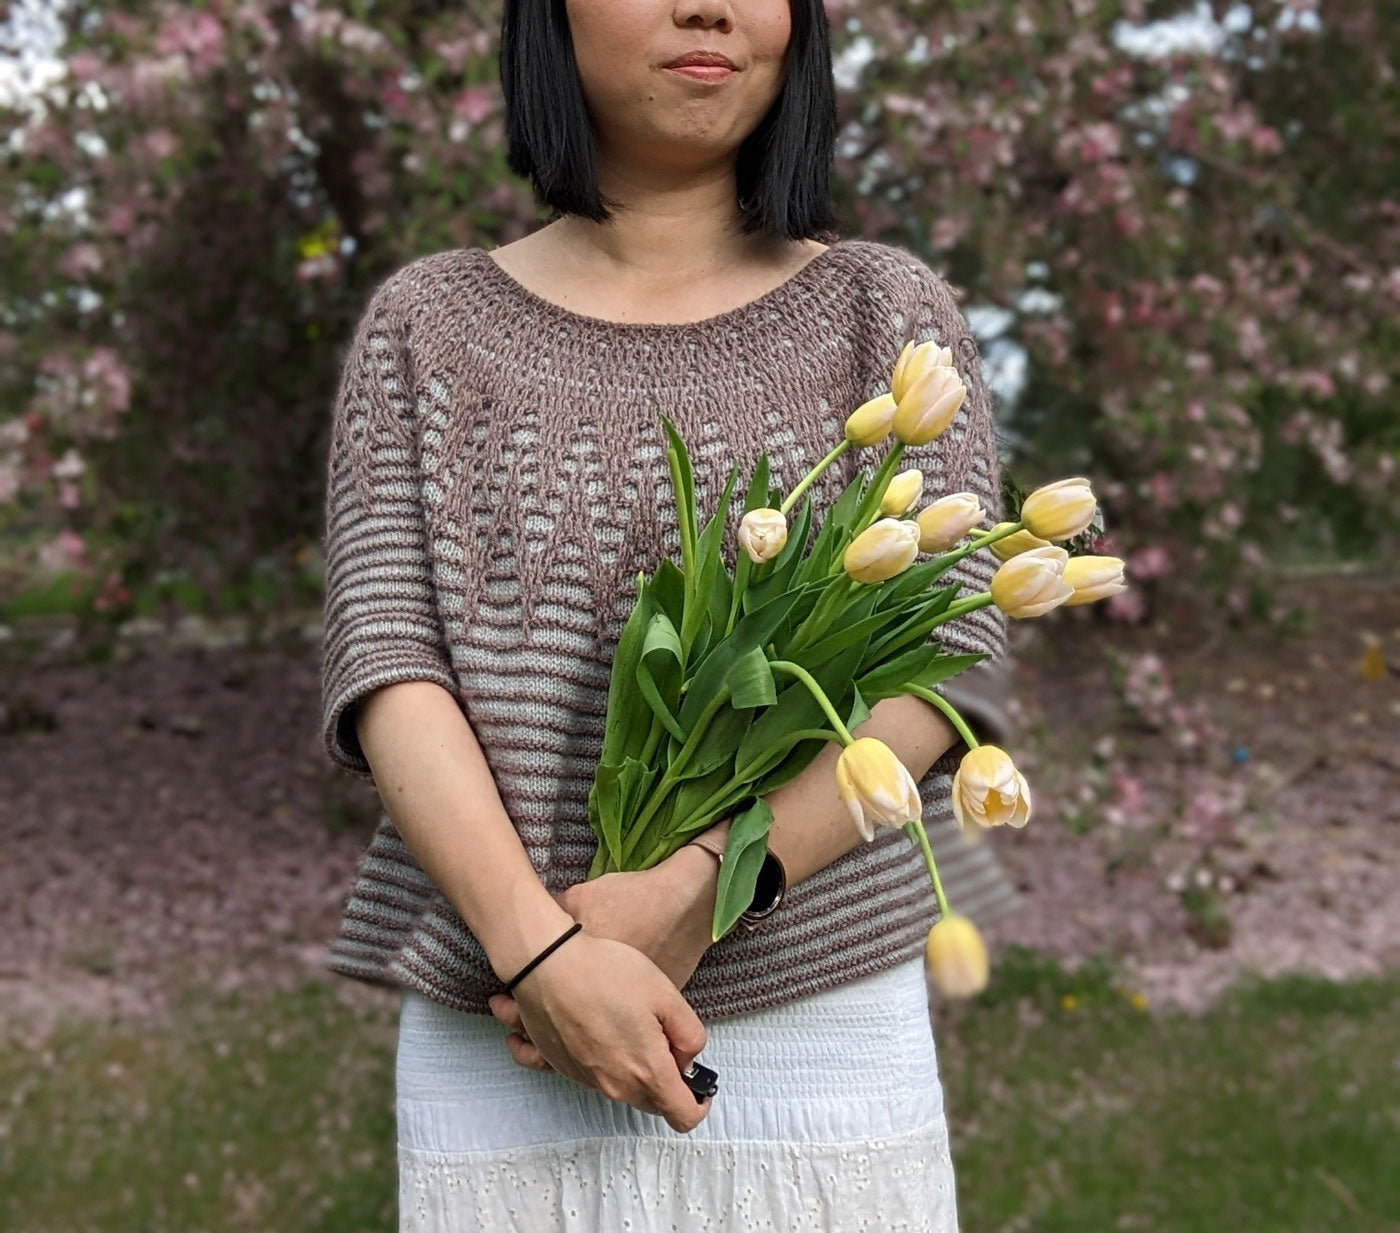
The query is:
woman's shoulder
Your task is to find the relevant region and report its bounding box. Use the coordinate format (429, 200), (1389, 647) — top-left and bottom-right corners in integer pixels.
(360, 246), (483, 316)
(831, 236), (949, 284)
(824, 238), (966, 323)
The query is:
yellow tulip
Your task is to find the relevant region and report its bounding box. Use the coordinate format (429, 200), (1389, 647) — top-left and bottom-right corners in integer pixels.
(737, 507), (789, 564)
(834, 736), (923, 842)
(990, 544), (1074, 618)
(844, 392), (898, 447)
(1061, 555), (1128, 606)
(924, 913), (989, 999)
(891, 339), (953, 406)
(1020, 477), (1098, 541)
(988, 521), (1053, 561)
(951, 744), (1032, 832)
(880, 468), (925, 517)
(842, 517), (922, 584)
(915, 492), (985, 553)
(892, 363), (967, 447)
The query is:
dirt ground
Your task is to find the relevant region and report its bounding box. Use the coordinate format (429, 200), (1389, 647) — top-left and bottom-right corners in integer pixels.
(1, 571), (1396, 1041)
(982, 568), (1400, 1012)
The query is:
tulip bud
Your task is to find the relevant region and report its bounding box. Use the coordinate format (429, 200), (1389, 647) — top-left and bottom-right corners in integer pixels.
(951, 744), (1032, 832)
(988, 521), (1053, 561)
(843, 517), (921, 584)
(925, 913), (989, 999)
(891, 339), (953, 406)
(990, 544), (1074, 618)
(737, 507), (789, 564)
(892, 364), (967, 447)
(834, 737), (923, 842)
(844, 392), (898, 447)
(916, 492), (985, 553)
(1062, 555), (1128, 606)
(1020, 477), (1098, 541)
(880, 469), (925, 517)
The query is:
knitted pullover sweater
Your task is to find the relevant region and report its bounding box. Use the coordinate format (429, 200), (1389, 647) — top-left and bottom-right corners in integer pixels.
(318, 236), (1009, 1020)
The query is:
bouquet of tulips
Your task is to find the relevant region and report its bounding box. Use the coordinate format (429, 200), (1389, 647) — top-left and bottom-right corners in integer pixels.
(585, 336), (1128, 998)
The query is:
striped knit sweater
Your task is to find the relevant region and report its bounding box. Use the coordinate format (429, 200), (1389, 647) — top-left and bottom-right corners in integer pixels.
(318, 236), (1014, 1021)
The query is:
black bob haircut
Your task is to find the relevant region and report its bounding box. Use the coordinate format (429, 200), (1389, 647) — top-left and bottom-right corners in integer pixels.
(498, 0), (841, 242)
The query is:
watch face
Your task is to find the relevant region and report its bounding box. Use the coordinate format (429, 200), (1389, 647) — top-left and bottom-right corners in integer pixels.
(742, 850), (786, 920)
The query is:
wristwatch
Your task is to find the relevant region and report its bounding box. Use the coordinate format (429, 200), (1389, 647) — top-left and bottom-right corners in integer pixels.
(688, 829), (787, 933)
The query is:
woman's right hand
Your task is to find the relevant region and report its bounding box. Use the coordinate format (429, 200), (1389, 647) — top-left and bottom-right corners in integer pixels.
(499, 929), (713, 1134)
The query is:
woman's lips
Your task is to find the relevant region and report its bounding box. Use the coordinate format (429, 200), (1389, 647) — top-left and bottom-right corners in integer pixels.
(664, 65), (736, 82)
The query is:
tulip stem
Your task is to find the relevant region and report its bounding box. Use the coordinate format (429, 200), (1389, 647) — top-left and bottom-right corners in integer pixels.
(929, 592), (997, 627)
(904, 684), (979, 752)
(926, 521), (1025, 578)
(624, 686), (732, 863)
(767, 660), (854, 745)
(782, 439), (852, 517)
(846, 442), (908, 546)
(904, 818), (951, 918)
(786, 574), (860, 655)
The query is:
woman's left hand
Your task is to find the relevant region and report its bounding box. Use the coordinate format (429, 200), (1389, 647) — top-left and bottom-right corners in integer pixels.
(488, 843), (722, 1071)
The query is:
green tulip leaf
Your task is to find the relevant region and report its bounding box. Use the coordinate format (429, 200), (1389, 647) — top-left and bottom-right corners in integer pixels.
(588, 755), (654, 870)
(858, 649), (989, 702)
(846, 682), (871, 732)
(726, 643), (777, 710)
(600, 572), (657, 765)
(685, 463), (740, 652)
(711, 797), (777, 941)
(678, 588), (802, 730)
(636, 610), (687, 743)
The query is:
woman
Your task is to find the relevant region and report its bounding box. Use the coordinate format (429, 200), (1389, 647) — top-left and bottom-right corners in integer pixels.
(318, 0), (1017, 1227)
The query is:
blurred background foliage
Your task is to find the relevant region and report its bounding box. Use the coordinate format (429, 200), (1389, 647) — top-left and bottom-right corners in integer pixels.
(1, 0), (1395, 630)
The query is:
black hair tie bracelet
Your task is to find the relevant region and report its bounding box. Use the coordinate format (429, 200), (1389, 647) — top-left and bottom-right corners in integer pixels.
(504, 921), (583, 994)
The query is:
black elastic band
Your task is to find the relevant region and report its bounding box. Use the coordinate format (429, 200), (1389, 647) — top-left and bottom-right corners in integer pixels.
(504, 921), (583, 993)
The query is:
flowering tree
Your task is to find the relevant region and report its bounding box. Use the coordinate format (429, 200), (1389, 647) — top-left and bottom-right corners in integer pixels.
(2, 0), (1393, 621)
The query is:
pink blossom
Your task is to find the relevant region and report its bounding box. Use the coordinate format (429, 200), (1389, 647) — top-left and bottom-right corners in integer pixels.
(58, 243), (104, 281)
(155, 11), (227, 75)
(452, 85), (496, 126)
(1128, 544), (1172, 580)
(68, 52), (105, 81)
(143, 129), (180, 161)
(1148, 472), (1176, 510)
(1293, 369), (1335, 398)
(1106, 589), (1147, 624)
(37, 529), (87, 575)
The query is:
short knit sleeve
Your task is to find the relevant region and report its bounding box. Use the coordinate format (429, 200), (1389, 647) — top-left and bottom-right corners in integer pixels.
(319, 271), (458, 778)
(897, 259), (1011, 777)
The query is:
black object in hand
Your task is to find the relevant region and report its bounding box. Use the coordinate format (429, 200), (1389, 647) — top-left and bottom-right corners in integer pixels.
(680, 1058), (718, 1103)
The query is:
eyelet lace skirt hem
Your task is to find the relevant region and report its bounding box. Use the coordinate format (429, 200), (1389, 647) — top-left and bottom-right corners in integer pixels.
(395, 955), (958, 1233)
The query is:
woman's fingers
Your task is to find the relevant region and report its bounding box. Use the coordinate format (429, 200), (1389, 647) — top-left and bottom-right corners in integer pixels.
(642, 1029), (712, 1132)
(488, 993), (523, 1031)
(504, 1032), (554, 1072)
(493, 995), (550, 1067)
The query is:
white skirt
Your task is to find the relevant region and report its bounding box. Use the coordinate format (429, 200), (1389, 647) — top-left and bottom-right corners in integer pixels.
(395, 955), (959, 1232)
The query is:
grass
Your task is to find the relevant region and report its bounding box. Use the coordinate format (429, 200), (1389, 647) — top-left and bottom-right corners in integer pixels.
(1, 982), (399, 1233)
(938, 949), (1400, 1233)
(3, 957), (1397, 1233)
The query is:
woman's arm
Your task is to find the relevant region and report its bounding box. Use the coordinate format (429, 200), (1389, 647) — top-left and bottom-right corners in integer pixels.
(355, 679), (713, 1133)
(763, 693), (962, 882)
(489, 696), (961, 1071)
(355, 680), (578, 976)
